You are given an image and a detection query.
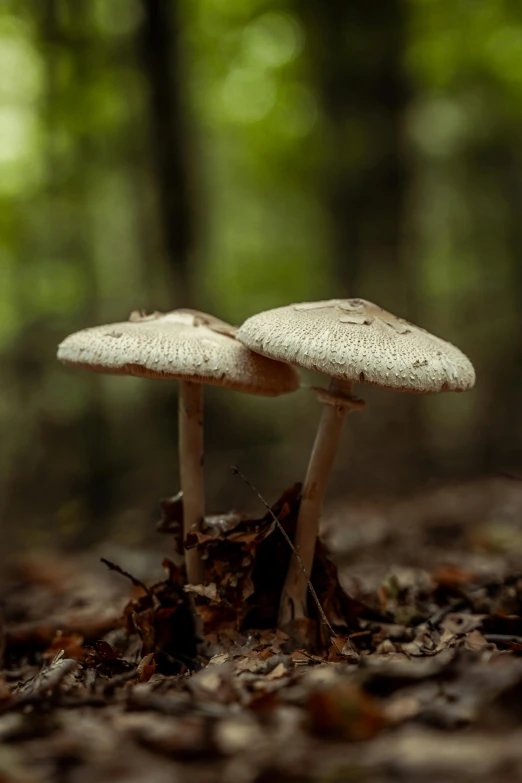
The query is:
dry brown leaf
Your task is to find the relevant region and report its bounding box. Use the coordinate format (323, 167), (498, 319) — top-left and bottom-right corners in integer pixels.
(266, 662), (288, 680)
(138, 653), (156, 683)
(307, 682), (386, 741)
(44, 630), (85, 661)
(328, 636), (360, 662)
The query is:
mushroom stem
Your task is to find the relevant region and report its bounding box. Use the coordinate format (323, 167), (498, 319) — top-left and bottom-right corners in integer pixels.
(179, 380), (205, 585)
(278, 378), (355, 626)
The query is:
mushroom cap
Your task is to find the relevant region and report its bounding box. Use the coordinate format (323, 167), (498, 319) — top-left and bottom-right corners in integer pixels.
(236, 298), (475, 393)
(57, 309), (299, 397)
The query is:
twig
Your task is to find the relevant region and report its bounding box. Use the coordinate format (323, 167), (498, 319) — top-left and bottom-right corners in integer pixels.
(484, 633), (522, 645)
(427, 599), (467, 630)
(127, 689), (231, 718)
(0, 604), (5, 668)
(100, 558), (152, 598)
(0, 655), (79, 714)
(231, 466), (337, 638)
(6, 615), (121, 649)
(102, 667), (140, 696)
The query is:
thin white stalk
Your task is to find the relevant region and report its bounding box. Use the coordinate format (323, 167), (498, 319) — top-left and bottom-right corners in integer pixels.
(278, 378), (354, 626)
(178, 380), (205, 585)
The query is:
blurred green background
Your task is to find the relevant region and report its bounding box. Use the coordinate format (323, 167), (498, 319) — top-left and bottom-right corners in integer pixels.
(0, 0), (519, 552)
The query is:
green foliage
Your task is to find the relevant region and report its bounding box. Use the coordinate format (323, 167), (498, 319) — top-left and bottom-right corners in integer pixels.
(179, 0), (330, 320)
(1, 0), (522, 548)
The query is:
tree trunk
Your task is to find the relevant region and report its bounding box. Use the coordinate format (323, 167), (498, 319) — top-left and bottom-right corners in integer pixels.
(293, 0), (432, 485)
(294, 0), (409, 300)
(138, 0), (194, 304)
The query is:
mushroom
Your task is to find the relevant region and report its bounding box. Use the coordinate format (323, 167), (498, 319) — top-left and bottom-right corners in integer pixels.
(57, 309), (299, 585)
(236, 298), (475, 625)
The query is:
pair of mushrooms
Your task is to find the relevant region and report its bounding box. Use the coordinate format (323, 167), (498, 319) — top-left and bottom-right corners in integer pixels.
(58, 299), (475, 627)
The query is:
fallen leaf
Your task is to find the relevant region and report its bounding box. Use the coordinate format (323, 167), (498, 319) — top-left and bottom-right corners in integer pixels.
(138, 653), (156, 683)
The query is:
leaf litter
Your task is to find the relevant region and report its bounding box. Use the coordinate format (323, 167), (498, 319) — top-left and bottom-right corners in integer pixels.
(3, 479), (522, 781)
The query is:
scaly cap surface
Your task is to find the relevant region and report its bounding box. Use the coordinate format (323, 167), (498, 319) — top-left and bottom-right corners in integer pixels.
(58, 309), (299, 396)
(237, 298), (475, 393)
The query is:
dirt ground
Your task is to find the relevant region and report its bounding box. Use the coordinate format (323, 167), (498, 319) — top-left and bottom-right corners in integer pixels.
(3, 476), (522, 783)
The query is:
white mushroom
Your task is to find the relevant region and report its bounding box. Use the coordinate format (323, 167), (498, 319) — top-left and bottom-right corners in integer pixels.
(58, 309), (299, 585)
(237, 298), (475, 626)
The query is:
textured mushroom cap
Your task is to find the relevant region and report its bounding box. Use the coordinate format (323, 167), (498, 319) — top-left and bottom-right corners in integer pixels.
(237, 298), (475, 393)
(57, 309), (299, 396)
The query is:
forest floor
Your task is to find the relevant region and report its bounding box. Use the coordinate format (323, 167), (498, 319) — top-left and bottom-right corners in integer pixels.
(3, 476), (522, 783)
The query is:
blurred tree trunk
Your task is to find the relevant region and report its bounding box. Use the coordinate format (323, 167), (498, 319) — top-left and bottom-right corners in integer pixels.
(480, 142), (522, 474)
(32, 0), (113, 544)
(294, 0), (410, 304)
(502, 156), (522, 467)
(294, 0), (432, 483)
(138, 0), (194, 304)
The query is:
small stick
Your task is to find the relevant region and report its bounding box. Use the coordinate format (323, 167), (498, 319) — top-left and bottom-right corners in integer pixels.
(100, 558), (152, 598)
(231, 466), (337, 638)
(484, 633), (522, 645)
(0, 604), (5, 668)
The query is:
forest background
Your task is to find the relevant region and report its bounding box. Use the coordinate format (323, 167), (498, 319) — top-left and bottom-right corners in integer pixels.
(0, 0), (519, 554)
